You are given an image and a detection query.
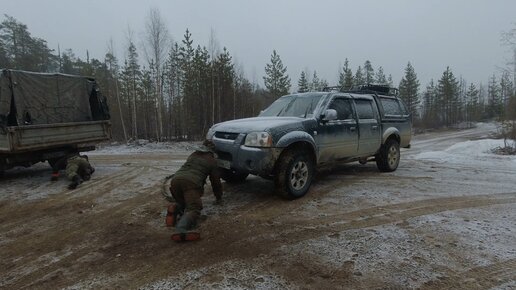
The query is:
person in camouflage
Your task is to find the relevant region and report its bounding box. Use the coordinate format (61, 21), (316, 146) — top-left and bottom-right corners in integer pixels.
(166, 139), (223, 242)
(51, 153), (95, 189)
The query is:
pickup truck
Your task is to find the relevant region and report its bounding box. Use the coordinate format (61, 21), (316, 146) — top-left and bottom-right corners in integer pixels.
(207, 85), (412, 199)
(0, 69), (111, 174)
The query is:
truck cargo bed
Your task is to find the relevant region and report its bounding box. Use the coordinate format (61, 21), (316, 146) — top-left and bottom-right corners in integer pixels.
(0, 120), (111, 153)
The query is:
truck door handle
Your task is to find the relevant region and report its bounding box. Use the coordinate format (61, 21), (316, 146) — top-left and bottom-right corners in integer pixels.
(350, 126), (356, 132)
(372, 125), (378, 130)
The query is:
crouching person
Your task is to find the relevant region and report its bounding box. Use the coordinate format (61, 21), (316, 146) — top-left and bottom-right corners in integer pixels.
(166, 140), (222, 242)
(51, 153), (95, 189)
(66, 155), (94, 189)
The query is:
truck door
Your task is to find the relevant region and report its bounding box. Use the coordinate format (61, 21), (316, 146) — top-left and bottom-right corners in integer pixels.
(355, 98), (382, 156)
(316, 97), (358, 163)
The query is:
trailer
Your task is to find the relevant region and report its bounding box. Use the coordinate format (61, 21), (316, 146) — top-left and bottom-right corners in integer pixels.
(0, 69), (111, 173)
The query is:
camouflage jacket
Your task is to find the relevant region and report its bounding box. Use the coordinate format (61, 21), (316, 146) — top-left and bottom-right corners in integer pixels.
(173, 151), (223, 199)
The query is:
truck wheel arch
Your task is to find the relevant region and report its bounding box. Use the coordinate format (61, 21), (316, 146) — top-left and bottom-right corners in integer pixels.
(382, 127), (401, 145)
(276, 132), (317, 164)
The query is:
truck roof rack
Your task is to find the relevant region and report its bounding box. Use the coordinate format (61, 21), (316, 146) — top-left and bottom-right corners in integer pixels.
(322, 84), (398, 96)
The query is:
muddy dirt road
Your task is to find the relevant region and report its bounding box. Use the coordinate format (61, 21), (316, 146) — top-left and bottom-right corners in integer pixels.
(1, 124), (515, 289)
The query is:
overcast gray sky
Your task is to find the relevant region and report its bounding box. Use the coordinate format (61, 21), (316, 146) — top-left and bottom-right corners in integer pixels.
(3, 0), (516, 88)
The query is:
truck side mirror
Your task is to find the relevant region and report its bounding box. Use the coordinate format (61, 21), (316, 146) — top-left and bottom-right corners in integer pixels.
(321, 109), (338, 122)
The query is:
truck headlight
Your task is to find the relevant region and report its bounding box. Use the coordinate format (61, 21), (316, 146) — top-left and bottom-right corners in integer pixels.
(244, 132), (272, 147)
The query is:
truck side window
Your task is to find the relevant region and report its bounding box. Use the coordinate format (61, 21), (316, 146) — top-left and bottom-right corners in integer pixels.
(380, 98), (402, 116)
(354, 99), (375, 119)
(328, 98), (353, 120)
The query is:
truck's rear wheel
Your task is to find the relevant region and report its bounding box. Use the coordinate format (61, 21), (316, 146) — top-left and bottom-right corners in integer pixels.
(376, 139), (400, 172)
(274, 149), (314, 199)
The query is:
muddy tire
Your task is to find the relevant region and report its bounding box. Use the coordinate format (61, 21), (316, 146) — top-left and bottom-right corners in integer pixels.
(221, 169), (249, 183)
(274, 149), (314, 199)
(376, 139), (400, 172)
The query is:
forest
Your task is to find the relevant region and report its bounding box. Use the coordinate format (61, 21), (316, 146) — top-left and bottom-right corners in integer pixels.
(1, 12), (515, 142)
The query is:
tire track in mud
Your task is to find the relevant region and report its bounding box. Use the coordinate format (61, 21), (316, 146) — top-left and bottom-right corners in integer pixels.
(8, 182), (165, 290)
(120, 192), (516, 289)
(0, 166), (168, 289)
(9, 191), (515, 289)
(292, 192), (516, 229)
(0, 166), (140, 228)
(421, 258), (516, 290)
(217, 193), (516, 260)
(223, 168), (364, 220)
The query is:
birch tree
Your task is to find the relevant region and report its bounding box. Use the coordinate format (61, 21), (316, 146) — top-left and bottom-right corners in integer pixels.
(144, 8), (170, 141)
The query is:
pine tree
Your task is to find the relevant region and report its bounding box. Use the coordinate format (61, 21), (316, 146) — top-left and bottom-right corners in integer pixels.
(179, 29), (195, 137)
(422, 80), (437, 127)
(354, 66), (364, 87)
(123, 41), (141, 139)
(297, 71), (309, 92)
(0, 15), (57, 71)
(487, 74), (501, 118)
(500, 72), (514, 112)
(263, 50), (291, 98)
(387, 75), (394, 87)
(398, 62), (420, 119)
(437, 67), (460, 126)
(164, 43), (183, 139)
(375, 66), (387, 85)
(465, 83), (480, 122)
(319, 79), (329, 90)
(338, 58), (353, 89)
(364, 60), (374, 85)
(213, 47), (235, 123)
(310, 70), (320, 91)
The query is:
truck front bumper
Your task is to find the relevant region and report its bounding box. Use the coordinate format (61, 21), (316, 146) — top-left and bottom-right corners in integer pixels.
(212, 135), (282, 176)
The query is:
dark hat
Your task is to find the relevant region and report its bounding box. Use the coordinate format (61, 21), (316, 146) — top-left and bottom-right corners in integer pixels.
(195, 139), (216, 153)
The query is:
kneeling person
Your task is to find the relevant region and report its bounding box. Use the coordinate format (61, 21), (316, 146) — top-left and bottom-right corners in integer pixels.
(167, 140), (222, 242)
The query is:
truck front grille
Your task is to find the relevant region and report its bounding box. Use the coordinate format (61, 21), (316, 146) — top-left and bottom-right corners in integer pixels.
(214, 132), (239, 140)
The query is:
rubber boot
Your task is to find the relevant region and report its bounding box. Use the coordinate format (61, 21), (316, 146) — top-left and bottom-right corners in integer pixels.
(68, 175), (83, 189)
(171, 230), (200, 242)
(165, 204), (178, 227)
(171, 214), (200, 242)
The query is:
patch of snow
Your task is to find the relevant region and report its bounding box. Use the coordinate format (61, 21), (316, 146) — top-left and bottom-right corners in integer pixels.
(413, 139), (516, 167)
(92, 141), (199, 155)
(141, 259), (291, 290)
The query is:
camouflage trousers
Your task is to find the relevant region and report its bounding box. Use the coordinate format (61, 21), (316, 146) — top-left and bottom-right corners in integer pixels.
(169, 178), (203, 233)
(66, 156), (91, 180)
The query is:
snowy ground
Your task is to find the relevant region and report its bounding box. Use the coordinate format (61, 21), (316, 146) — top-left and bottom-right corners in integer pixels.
(0, 123), (515, 289)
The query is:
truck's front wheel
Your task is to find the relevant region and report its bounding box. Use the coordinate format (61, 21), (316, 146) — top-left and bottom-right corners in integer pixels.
(376, 139), (400, 172)
(274, 150), (314, 199)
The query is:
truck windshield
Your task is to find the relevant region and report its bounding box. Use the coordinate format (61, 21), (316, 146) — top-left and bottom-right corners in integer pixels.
(259, 95), (323, 118)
